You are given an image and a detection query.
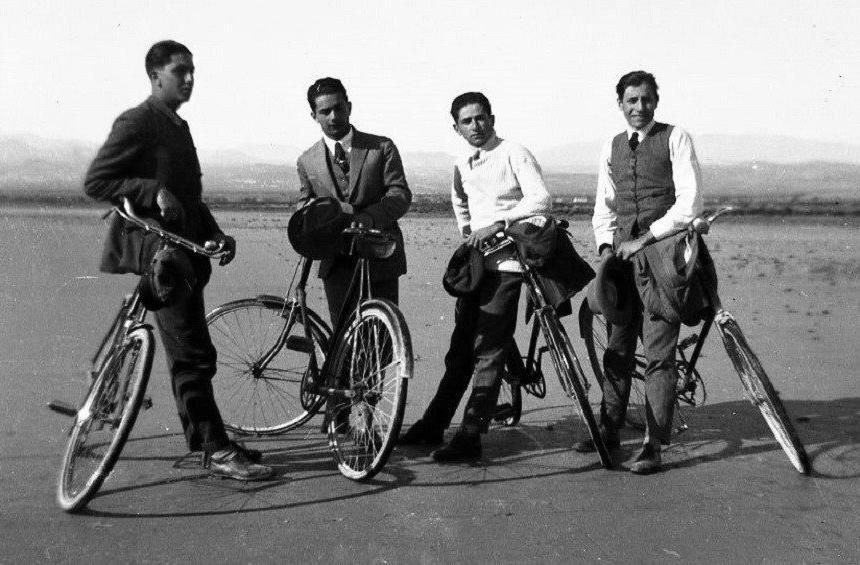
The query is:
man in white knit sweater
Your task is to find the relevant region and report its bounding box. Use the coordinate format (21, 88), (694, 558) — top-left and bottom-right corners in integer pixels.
(399, 92), (552, 462)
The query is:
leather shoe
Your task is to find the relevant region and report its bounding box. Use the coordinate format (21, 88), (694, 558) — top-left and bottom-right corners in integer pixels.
(398, 420), (444, 446)
(201, 441), (262, 466)
(574, 433), (620, 453)
(630, 443), (662, 475)
(431, 431), (482, 463)
(207, 444), (274, 481)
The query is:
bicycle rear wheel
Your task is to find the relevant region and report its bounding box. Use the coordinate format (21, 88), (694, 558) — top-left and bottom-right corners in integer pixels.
(206, 297), (331, 435)
(327, 299), (411, 481)
(715, 311), (811, 474)
(578, 301), (648, 430)
(57, 327), (154, 512)
(541, 311), (612, 469)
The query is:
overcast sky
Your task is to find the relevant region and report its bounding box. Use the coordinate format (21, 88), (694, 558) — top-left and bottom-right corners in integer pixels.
(2, 1), (859, 155)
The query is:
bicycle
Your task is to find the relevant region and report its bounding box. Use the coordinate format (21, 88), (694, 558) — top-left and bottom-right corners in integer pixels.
(205, 225), (412, 481)
(47, 198), (230, 512)
(577, 207), (811, 475)
(481, 219), (613, 469)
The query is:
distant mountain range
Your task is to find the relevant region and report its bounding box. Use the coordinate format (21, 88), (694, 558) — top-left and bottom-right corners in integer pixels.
(2, 133), (859, 198)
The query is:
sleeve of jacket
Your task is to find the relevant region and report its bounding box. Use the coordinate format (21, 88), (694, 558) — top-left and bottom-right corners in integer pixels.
(296, 157), (316, 208)
(198, 202), (223, 239)
(83, 110), (162, 210)
(354, 139), (412, 228)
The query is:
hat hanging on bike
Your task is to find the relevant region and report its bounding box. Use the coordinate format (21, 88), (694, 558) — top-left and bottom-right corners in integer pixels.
(586, 253), (637, 325)
(287, 197), (352, 259)
(137, 246), (197, 311)
(442, 243), (484, 297)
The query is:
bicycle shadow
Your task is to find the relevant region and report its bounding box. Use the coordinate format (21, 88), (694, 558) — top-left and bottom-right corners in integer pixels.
(393, 405), (612, 488)
(649, 397), (860, 478)
(77, 430), (418, 519)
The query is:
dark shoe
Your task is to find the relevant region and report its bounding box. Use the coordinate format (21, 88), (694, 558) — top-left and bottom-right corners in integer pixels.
(201, 441), (262, 466)
(206, 445), (275, 481)
(574, 433), (621, 453)
(431, 431), (482, 463)
(630, 444), (662, 475)
(398, 420), (444, 446)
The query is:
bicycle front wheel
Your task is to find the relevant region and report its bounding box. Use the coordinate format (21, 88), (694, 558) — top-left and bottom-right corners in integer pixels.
(715, 312), (811, 475)
(206, 297), (331, 435)
(578, 300), (648, 430)
(57, 326), (154, 512)
(541, 310), (612, 469)
(327, 299), (411, 481)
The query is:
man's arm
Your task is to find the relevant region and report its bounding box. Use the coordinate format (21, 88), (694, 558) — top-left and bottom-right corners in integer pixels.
(450, 164), (471, 236)
(353, 139), (412, 228)
(84, 112), (161, 210)
(615, 127), (702, 259)
(592, 137), (617, 253)
(497, 145), (552, 227)
(296, 158), (316, 208)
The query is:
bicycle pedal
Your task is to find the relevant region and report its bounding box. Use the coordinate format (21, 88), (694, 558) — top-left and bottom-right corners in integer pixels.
(286, 335), (314, 353)
(47, 400), (78, 417)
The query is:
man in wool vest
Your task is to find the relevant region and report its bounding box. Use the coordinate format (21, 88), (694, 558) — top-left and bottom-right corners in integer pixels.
(577, 71), (704, 474)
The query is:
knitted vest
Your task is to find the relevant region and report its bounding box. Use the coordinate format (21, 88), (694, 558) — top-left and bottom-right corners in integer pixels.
(609, 122), (675, 243)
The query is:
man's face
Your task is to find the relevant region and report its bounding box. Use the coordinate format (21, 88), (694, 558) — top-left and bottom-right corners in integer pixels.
(311, 93), (352, 140)
(152, 52), (194, 109)
(618, 83), (658, 130)
(454, 103), (495, 148)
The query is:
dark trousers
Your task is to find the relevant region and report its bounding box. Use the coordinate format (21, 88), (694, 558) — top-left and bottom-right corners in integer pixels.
(322, 259), (399, 328)
(599, 261), (679, 446)
(152, 260), (230, 453)
(421, 271), (522, 433)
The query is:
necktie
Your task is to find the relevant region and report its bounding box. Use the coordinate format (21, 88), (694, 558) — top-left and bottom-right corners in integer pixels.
(334, 142), (350, 175)
(629, 132), (640, 151)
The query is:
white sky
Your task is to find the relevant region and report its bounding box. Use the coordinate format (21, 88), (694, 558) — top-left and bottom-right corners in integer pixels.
(2, 0), (859, 155)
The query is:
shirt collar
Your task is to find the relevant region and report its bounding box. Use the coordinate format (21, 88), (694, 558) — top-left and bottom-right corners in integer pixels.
(322, 126), (354, 155)
(626, 120), (656, 140)
(147, 95), (185, 127)
(463, 133), (502, 160)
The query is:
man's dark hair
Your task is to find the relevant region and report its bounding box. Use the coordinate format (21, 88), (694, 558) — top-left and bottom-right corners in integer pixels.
(307, 77), (348, 111)
(450, 92), (492, 122)
(145, 40), (192, 76)
(615, 70), (659, 101)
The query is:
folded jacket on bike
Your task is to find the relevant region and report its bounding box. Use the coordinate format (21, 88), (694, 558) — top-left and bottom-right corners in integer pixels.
(635, 231), (717, 326)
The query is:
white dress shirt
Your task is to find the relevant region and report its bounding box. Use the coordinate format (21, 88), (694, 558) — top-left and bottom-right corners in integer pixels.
(322, 126), (354, 157)
(592, 120), (703, 249)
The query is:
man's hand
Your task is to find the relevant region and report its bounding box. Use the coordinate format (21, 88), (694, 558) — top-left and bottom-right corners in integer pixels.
(156, 188), (184, 224)
(615, 232), (655, 260)
(212, 234), (237, 266)
(465, 221), (504, 249)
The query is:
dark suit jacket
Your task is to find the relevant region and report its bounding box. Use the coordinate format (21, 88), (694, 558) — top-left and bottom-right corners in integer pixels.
(84, 96), (223, 274)
(296, 129), (411, 281)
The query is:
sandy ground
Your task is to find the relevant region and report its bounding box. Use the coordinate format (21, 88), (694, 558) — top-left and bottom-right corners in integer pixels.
(1, 207), (858, 563)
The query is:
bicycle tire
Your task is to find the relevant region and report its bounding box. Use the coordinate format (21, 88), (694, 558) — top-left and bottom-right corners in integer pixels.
(327, 299), (411, 481)
(578, 300), (648, 430)
(715, 312), (811, 475)
(57, 326), (154, 512)
(540, 310), (612, 469)
(206, 296), (331, 435)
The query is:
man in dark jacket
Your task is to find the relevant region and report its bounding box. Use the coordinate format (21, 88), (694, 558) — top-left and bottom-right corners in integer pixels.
(296, 77), (411, 326)
(84, 40), (272, 480)
(579, 70), (703, 474)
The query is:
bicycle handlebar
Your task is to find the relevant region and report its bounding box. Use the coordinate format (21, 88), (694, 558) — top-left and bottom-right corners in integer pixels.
(111, 197), (229, 259)
(479, 208), (737, 258)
